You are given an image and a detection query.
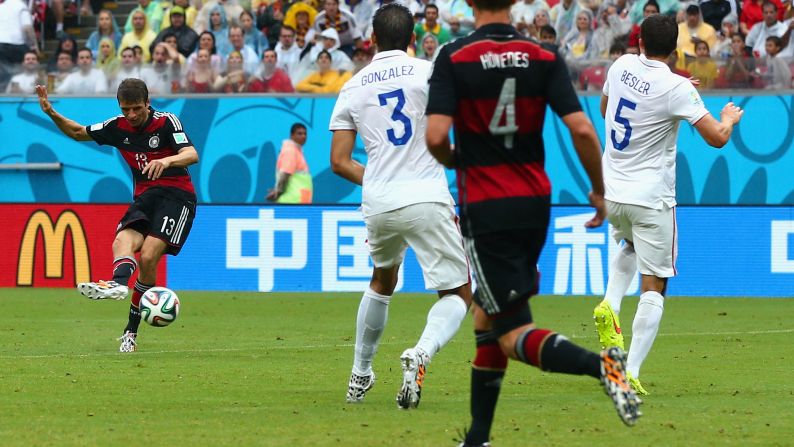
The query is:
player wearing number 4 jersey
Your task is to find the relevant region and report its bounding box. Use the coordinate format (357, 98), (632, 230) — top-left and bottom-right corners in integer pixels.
(36, 79), (199, 353)
(425, 0), (645, 445)
(594, 14), (743, 396)
(330, 3), (472, 410)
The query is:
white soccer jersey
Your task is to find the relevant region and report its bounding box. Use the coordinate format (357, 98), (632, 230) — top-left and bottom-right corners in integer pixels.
(329, 49), (454, 217)
(602, 54), (709, 209)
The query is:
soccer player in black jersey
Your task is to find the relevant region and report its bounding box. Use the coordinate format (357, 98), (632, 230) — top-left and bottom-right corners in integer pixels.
(425, 0), (642, 444)
(36, 79), (198, 352)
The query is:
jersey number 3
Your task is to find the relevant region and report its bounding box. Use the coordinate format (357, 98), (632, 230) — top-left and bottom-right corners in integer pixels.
(611, 97), (637, 151)
(378, 89), (413, 146)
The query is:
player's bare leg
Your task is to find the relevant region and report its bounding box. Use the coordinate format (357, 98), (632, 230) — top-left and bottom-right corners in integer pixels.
(78, 229), (143, 300)
(118, 236), (168, 352)
(398, 282), (472, 409)
(347, 265), (400, 403)
(595, 240), (637, 350)
(624, 274), (666, 395)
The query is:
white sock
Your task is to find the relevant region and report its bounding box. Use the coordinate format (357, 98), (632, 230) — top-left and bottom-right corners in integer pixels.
(56, 23), (64, 32)
(415, 294), (468, 362)
(352, 288), (390, 376)
(627, 291), (664, 378)
(605, 242), (637, 314)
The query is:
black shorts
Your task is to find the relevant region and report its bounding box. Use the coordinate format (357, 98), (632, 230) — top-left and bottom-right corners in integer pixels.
(118, 187), (196, 256)
(465, 228), (547, 333)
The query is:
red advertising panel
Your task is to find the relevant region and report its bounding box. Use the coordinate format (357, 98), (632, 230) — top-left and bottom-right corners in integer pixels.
(0, 205), (166, 288)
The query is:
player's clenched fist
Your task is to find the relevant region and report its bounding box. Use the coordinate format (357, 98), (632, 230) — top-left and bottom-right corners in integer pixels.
(720, 102), (743, 125)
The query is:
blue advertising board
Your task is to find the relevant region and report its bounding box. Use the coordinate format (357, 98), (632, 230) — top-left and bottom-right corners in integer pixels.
(168, 205), (794, 297)
(2, 94), (794, 205)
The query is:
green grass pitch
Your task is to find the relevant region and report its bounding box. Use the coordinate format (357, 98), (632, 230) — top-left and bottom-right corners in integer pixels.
(1, 289), (792, 446)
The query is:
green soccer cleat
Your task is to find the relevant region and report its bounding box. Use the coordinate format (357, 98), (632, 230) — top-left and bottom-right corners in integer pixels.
(627, 372), (649, 396)
(594, 300), (625, 350)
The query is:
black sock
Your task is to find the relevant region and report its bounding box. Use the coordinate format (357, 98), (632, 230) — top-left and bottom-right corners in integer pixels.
(515, 328), (601, 378)
(125, 305), (141, 334)
(465, 331), (507, 446)
(112, 256), (137, 286)
(124, 280), (152, 333)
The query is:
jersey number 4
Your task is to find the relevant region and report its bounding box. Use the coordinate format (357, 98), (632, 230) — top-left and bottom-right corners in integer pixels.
(378, 89), (413, 146)
(489, 78), (519, 149)
(611, 97), (637, 151)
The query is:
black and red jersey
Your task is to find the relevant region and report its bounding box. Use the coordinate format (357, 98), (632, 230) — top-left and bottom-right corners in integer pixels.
(86, 107), (196, 199)
(427, 23), (582, 237)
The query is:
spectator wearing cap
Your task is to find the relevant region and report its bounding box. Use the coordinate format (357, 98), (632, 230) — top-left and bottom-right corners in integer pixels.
(248, 49), (294, 93)
(677, 4), (718, 57)
(283, 2), (317, 47)
(151, 6), (199, 58)
(745, 1), (787, 57)
(700, 0), (734, 31)
(161, 0), (198, 29)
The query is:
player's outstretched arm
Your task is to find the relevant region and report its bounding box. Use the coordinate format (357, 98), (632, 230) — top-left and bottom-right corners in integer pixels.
(694, 102), (744, 148)
(330, 130), (365, 185)
(561, 111), (606, 228)
(35, 85), (92, 141)
(426, 114), (454, 168)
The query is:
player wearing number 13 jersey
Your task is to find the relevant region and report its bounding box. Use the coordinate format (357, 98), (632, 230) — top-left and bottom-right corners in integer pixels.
(425, 0), (643, 444)
(594, 14), (743, 396)
(329, 4), (472, 410)
(36, 79), (199, 352)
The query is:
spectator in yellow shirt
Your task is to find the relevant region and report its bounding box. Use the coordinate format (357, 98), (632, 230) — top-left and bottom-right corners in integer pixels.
(686, 40), (718, 89)
(677, 4), (717, 57)
(295, 50), (351, 93)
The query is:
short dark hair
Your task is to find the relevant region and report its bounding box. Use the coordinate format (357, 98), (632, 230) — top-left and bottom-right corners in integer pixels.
(121, 47), (135, 56)
(539, 24), (556, 38)
(609, 41), (627, 54)
(685, 4), (700, 15)
(77, 47), (92, 57)
(117, 78), (149, 104)
(643, 0), (660, 12)
(762, 1), (778, 11)
(263, 49), (277, 58)
(317, 49), (332, 62)
(424, 3), (438, 13)
(641, 14), (678, 58)
(290, 123), (306, 135)
(766, 35), (783, 47)
(281, 25), (296, 36)
(162, 31), (177, 41)
(372, 3), (414, 51)
(24, 50), (39, 60)
(471, 0), (513, 11)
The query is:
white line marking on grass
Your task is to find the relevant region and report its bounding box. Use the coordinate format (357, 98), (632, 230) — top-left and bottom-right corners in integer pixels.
(2, 328), (792, 360)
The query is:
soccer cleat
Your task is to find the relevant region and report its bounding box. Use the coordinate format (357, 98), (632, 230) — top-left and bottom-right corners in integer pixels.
(78, 280), (129, 301)
(627, 372), (649, 396)
(118, 331), (137, 353)
(396, 348), (427, 409)
(600, 347), (642, 426)
(594, 300), (625, 350)
(346, 371), (375, 403)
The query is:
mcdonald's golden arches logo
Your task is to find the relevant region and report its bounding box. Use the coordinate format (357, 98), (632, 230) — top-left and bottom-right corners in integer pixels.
(17, 210), (91, 286)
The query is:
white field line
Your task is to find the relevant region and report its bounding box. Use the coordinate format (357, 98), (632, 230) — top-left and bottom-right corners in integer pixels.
(1, 328), (792, 360)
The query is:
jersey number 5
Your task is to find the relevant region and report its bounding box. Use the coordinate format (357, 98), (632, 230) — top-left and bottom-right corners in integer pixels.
(611, 97), (637, 151)
(378, 89), (413, 146)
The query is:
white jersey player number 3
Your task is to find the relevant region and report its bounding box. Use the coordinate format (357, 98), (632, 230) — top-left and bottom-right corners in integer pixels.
(378, 89), (413, 146)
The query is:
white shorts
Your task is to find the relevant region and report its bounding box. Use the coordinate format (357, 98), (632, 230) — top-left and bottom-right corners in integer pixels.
(606, 200), (678, 278)
(365, 202), (470, 291)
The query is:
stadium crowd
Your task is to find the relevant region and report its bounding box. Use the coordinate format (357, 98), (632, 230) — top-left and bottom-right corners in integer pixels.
(1, 0), (793, 94)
